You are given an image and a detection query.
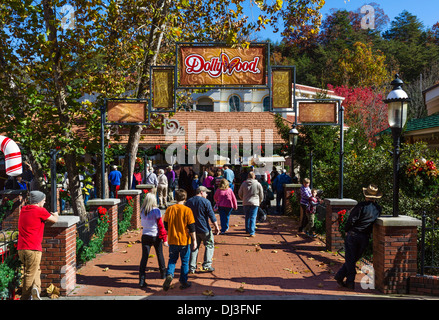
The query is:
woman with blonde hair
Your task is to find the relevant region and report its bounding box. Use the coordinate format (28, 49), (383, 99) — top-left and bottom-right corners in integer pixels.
(214, 179), (238, 234)
(138, 193), (168, 288)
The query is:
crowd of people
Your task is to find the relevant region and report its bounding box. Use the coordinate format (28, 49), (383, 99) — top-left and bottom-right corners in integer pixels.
(11, 159), (382, 299)
(136, 163), (311, 291)
(138, 165), (383, 292)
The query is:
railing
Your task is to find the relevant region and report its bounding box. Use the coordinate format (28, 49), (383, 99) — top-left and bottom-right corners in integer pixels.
(419, 213), (439, 276)
(0, 229), (18, 263)
(0, 229), (19, 300)
(76, 210), (99, 248)
(117, 196), (128, 223)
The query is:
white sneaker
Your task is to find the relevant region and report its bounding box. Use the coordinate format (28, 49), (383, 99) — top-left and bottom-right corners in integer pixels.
(31, 287), (42, 300)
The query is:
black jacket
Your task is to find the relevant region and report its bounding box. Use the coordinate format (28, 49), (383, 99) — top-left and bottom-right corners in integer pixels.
(345, 201), (382, 235)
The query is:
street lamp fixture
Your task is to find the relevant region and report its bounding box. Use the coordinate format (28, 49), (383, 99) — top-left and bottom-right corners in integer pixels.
(289, 125), (299, 147)
(288, 124), (299, 179)
(383, 74), (410, 217)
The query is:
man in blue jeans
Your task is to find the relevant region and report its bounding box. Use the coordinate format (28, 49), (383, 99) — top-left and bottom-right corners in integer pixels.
(222, 164), (235, 191)
(163, 189), (197, 290)
(108, 165), (122, 198)
(238, 172), (264, 236)
(186, 186), (220, 274)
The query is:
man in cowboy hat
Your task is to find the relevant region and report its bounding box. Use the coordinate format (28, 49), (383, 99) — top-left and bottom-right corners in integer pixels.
(334, 184), (382, 290)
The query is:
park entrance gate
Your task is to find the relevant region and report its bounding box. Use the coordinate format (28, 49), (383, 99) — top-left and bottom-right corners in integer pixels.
(99, 42), (345, 199)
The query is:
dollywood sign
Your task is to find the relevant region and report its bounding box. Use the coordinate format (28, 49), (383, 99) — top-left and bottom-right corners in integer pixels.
(178, 45), (267, 87)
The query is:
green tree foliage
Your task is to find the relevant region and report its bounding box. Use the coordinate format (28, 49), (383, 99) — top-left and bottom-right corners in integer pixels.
(1, 0), (324, 217)
(277, 5), (439, 89)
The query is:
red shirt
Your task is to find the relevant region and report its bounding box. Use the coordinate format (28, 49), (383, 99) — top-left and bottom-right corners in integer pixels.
(18, 205), (51, 251)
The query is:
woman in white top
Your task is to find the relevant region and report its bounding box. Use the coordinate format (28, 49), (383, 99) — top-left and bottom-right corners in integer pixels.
(139, 193), (168, 287)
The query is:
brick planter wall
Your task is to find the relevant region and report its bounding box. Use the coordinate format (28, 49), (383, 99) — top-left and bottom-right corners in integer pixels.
(0, 190), (27, 230)
(324, 198), (357, 252)
(117, 190), (142, 230)
(41, 216), (79, 296)
(373, 215), (422, 294)
(136, 184), (156, 195)
(283, 183), (301, 216)
(86, 198), (120, 253)
(409, 275), (439, 296)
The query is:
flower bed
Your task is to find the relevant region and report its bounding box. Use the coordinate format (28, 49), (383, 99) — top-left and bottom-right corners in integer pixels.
(76, 206), (110, 264)
(0, 232), (21, 300)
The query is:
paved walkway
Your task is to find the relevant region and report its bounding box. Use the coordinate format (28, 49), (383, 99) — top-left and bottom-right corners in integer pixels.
(68, 203), (395, 300)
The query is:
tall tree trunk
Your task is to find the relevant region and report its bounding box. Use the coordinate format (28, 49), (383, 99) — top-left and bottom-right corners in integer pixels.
(120, 0), (170, 190)
(43, 0), (86, 220)
(64, 153), (87, 221)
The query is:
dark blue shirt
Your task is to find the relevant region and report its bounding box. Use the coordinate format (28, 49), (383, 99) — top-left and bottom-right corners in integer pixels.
(185, 196), (217, 233)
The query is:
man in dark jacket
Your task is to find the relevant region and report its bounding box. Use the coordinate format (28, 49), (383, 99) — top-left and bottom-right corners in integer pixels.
(186, 186), (220, 274)
(334, 184), (382, 290)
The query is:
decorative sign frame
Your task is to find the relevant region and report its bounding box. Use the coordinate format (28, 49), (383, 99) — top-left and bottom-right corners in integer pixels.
(178, 44), (267, 88)
(271, 66), (294, 109)
(105, 98), (150, 125)
(149, 65), (176, 114)
(297, 101), (338, 124)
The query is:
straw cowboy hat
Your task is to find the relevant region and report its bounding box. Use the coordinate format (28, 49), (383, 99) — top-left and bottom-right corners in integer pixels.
(362, 184), (383, 199)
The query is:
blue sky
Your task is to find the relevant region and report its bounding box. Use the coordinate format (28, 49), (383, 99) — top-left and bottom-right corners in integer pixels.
(248, 0), (439, 43)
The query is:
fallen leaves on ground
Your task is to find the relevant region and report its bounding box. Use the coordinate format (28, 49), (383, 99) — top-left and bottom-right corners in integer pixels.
(46, 284), (60, 299)
(236, 286), (245, 293)
(202, 290), (214, 296)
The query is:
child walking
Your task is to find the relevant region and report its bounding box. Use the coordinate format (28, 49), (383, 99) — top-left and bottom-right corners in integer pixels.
(304, 188), (319, 237)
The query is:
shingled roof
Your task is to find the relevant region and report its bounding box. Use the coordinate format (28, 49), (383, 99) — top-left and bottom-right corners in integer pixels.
(112, 111), (293, 145)
(378, 113), (439, 135)
(405, 113), (439, 132)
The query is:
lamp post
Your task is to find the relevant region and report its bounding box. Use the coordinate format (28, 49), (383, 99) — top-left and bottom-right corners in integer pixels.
(383, 74), (410, 217)
(288, 124), (299, 179)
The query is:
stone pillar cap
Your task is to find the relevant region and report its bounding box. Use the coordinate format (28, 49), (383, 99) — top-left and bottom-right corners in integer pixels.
(50, 215), (80, 228)
(86, 198), (121, 206)
(117, 190), (142, 196)
(284, 184), (302, 188)
(375, 215), (422, 227)
(324, 198), (358, 206)
(136, 184), (155, 189)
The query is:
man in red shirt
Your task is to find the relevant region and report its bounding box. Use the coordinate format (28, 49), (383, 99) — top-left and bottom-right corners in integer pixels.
(18, 191), (58, 300)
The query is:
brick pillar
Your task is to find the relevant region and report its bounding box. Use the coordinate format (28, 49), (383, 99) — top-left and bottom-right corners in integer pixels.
(117, 190), (142, 230)
(0, 190), (27, 230)
(41, 216), (79, 296)
(136, 184), (156, 194)
(86, 199), (120, 253)
(373, 215), (421, 294)
(324, 198), (357, 252)
(283, 183), (301, 215)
